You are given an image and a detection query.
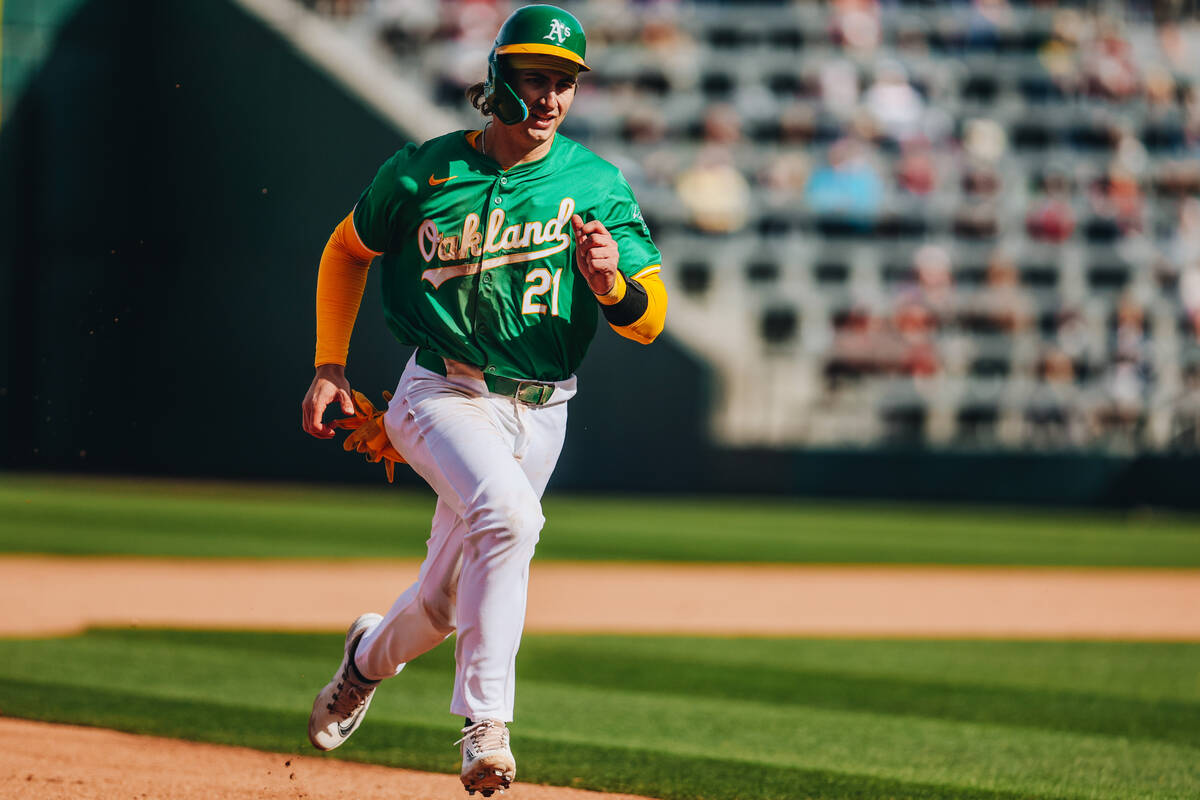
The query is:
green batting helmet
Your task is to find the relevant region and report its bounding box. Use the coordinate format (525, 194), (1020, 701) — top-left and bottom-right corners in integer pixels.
(484, 4), (590, 126)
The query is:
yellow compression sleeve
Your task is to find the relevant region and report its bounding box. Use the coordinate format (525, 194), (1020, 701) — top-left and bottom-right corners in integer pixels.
(314, 211), (380, 367)
(595, 266), (667, 345)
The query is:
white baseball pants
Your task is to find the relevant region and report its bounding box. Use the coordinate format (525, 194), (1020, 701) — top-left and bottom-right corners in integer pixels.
(354, 352), (574, 722)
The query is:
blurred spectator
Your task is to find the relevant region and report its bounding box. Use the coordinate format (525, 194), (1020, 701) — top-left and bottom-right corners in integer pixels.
(1150, 197), (1199, 288)
(1157, 20), (1200, 75)
(1038, 10), (1086, 97)
(1113, 292), (1150, 365)
(622, 105), (668, 146)
(827, 306), (881, 381)
(675, 105), (751, 234)
(1082, 17), (1140, 102)
(1156, 88), (1200, 200)
(895, 17), (930, 58)
(829, 0), (881, 55)
(911, 243), (956, 325)
(1168, 197), (1200, 271)
(1094, 356), (1148, 445)
(954, 162), (1001, 239)
(1143, 66), (1180, 118)
(1026, 168), (1077, 243)
(888, 293), (940, 377)
(1156, 149), (1200, 200)
(862, 59), (926, 143)
(1180, 266), (1200, 340)
(1025, 347), (1085, 448)
(1115, 125), (1149, 172)
(1055, 305), (1105, 379)
(675, 157), (750, 233)
(1177, 207), (1200, 339)
(1142, 68), (1187, 154)
(895, 136), (937, 198)
(777, 102), (820, 147)
(966, 0), (1015, 50)
(638, 7), (701, 93)
(962, 118), (1008, 163)
(1090, 293), (1154, 446)
(1170, 360), (1200, 448)
(758, 152), (811, 205)
(963, 162), (1001, 197)
(698, 103), (741, 149)
(966, 249), (1035, 334)
(804, 137), (885, 229)
(1087, 162), (1144, 238)
(1185, 86), (1200, 152)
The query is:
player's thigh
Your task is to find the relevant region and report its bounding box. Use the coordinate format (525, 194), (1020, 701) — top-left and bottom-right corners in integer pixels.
(517, 402), (569, 498)
(387, 378), (541, 534)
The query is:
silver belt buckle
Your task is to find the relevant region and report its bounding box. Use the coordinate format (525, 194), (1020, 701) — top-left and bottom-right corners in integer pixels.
(515, 381), (554, 405)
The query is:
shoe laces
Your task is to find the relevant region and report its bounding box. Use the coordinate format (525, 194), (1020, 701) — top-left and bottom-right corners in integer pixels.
(455, 719), (509, 755)
(327, 668), (373, 718)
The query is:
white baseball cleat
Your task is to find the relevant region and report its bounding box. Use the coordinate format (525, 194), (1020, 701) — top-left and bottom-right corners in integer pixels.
(307, 612), (382, 751)
(456, 718), (516, 796)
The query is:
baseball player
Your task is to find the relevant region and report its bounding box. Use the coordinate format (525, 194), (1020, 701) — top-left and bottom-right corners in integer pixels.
(299, 5), (667, 796)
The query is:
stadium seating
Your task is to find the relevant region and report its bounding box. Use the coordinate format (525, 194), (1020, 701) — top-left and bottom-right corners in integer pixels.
(303, 0), (1200, 453)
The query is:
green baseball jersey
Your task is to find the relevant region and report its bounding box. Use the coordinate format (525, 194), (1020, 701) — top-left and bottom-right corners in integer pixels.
(353, 130), (661, 382)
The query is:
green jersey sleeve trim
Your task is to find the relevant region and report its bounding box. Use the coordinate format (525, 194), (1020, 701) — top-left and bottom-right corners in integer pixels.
(349, 205), (383, 256)
(353, 144), (420, 253)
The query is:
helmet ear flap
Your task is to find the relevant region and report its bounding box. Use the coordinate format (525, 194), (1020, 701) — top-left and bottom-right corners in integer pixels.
(486, 56), (528, 126)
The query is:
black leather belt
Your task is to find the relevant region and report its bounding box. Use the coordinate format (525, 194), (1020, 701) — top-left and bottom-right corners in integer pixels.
(415, 349), (556, 406)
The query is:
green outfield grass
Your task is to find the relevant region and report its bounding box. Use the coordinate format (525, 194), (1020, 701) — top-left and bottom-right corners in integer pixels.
(3, 472), (1200, 565)
(0, 630), (1197, 800)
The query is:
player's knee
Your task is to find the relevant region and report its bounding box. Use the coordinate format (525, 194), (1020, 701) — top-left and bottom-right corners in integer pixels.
(418, 587), (455, 635)
(498, 499), (544, 548)
(469, 495), (543, 550)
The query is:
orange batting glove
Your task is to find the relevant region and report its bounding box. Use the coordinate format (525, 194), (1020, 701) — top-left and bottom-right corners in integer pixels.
(334, 390), (406, 483)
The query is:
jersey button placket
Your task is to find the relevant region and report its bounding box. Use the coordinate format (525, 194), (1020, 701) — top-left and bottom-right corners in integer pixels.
(479, 179), (503, 343)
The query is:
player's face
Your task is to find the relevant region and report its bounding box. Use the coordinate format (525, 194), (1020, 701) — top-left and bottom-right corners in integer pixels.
(510, 68), (576, 143)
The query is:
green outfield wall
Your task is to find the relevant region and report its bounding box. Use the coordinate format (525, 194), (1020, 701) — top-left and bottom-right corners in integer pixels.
(2, 0), (1199, 508)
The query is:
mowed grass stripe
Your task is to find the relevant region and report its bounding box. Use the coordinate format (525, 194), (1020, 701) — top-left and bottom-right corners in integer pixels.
(92, 630), (1200, 704)
(511, 645), (1200, 748)
(0, 630), (1197, 799)
(4, 473), (1200, 565)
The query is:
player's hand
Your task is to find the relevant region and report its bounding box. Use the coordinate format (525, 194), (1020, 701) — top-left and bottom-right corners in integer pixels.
(335, 390), (405, 483)
(571, 214), (620, 295)
(302, 364), (355, 439)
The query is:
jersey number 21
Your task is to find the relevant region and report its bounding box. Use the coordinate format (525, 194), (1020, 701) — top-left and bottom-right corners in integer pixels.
(522, 268), (563, 317)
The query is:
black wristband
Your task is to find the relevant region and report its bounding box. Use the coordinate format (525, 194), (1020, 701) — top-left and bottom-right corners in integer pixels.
(600, 276), (649, 326)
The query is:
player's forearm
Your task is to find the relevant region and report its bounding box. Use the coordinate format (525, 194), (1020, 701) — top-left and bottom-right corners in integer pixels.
(595, 267), (667, 345)
(314, 212), (378, 367)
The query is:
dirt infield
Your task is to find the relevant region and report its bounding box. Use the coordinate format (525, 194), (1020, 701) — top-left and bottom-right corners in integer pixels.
(2, 555), (1199, 800)
(3, 555), (1200, 639)
(0, 718), (650, 800)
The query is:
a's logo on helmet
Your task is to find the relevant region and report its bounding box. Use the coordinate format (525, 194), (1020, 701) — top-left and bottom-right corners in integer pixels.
(544, 19), (571, 44)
